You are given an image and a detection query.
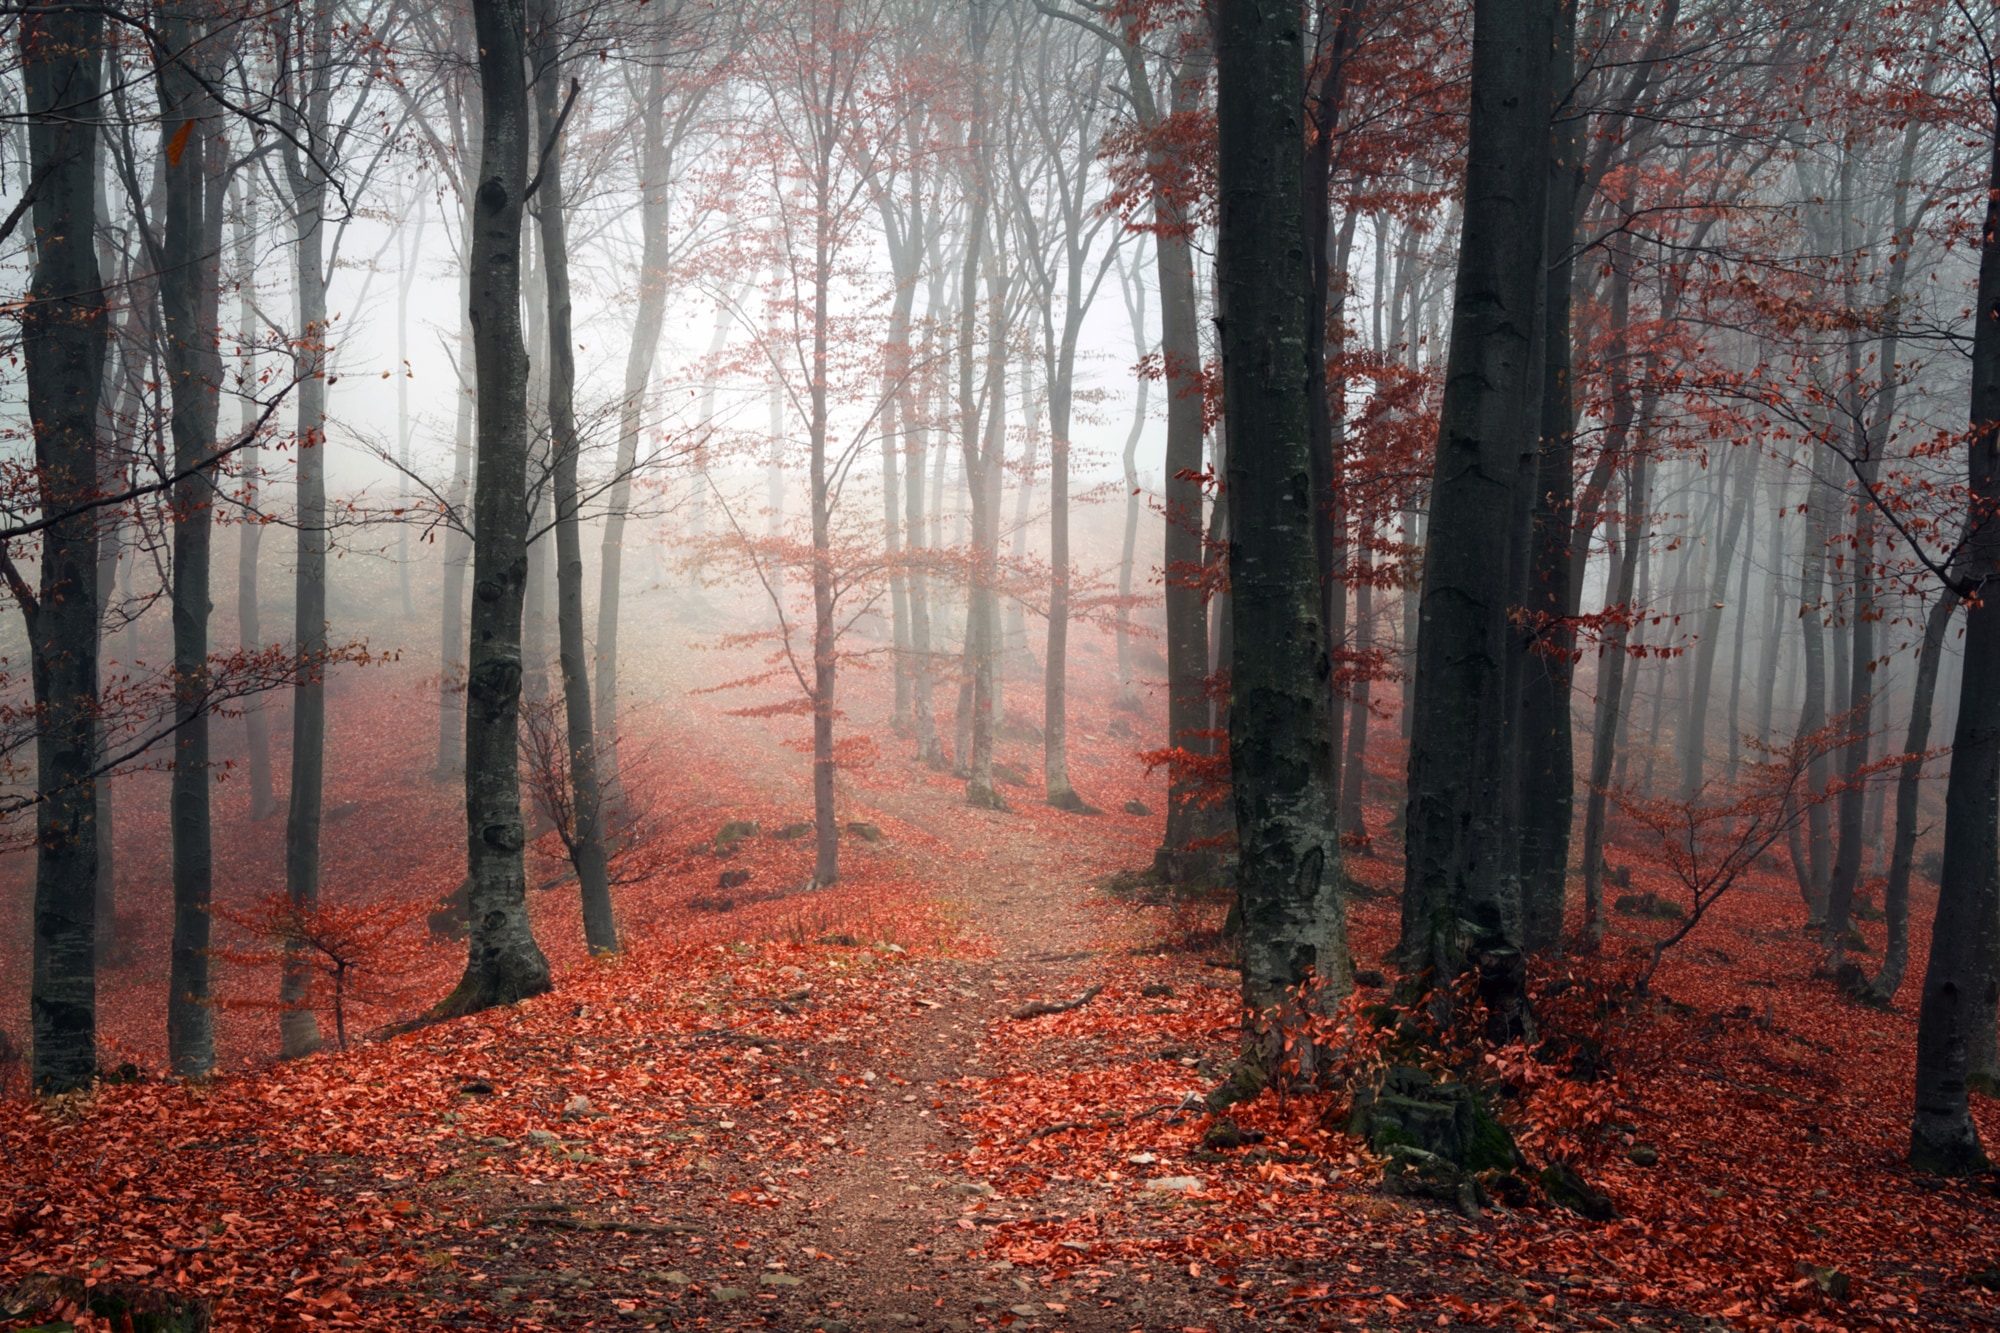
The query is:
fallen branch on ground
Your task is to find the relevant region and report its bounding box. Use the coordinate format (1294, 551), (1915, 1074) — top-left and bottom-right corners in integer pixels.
(1010, 984), (1103, 1021)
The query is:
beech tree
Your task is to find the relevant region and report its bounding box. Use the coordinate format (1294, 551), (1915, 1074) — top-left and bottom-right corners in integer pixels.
(1213, 0), (1347, 1073)
(438, 0), (553, 1015)
(14, 0), (110, 1094)
(1399, 0), (1557, 1034)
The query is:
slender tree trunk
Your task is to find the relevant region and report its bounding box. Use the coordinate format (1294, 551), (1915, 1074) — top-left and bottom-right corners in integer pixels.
(1910, 105), (2000, 1172)
(1216, 0), (1348, 1069)
(234, 173), (277, 822)
(396, 195), (420, 618)
(809, 176), (841, 888)
(1724, 483), (1755, 785)
(1795, 443), (1835, 923)
(902, 270), (943, 766)
(278, 6), (333, 1058)
(438, 178), (479, 779)
(1154, 35), (1215, 877)
(1867, 591), (1956, 1005)
(883, 301), (913, 735)
(535, 39), (616, 952)
(596, 63), (671, 782)
(1677, 445), (1753, 798)
(1824, 475), (1878, 955)
(957, 106), (1003, 808)
(1115, 256), (1149, 712)
(1400, 0), (1556, 1036)
(1339, 531), (1372, 837)
(91, 144), (122, 971)
(20, 0), (107, 1093)
(1580, 461), (1644, 948)
(1043, 248), (1092, 812)
(438, 0), (552, 1016)
(1518, 3), (1579, 952)
(159, 15), (228, 1078)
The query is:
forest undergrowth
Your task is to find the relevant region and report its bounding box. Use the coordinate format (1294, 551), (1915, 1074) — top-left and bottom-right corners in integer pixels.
(0, 618), (1995, 1333)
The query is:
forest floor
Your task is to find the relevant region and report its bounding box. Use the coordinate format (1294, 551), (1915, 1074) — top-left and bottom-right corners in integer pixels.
(2, 583), (1999, 1332)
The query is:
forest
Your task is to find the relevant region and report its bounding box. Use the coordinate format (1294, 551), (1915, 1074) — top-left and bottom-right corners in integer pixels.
(1, 0), (1998, 1328)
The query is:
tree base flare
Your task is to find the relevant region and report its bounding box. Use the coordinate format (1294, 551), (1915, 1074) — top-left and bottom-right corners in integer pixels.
(1909, 1118), (1991, 1177)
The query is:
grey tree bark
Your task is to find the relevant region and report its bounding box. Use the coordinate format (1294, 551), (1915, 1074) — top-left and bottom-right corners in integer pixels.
(594, 57), (673, 781)
(1910, 96), (2000, 1173)
(438, 0), (553, 1016)
(1517, 1), (1579, 952)
(533, 29), (617, 953)
(1865, 591), (1956, 1005)
(279, 1), (333, 1059)
(1215, 0), (1348, 1066)
(232, 173), (277, 824)
(1399, 0), (1556, 1035)
(157, 10), (229, 1079)
(1675, 444), (1753, 799)
(1114, 244), (1150, 712)
(18, 0), (108, 1094)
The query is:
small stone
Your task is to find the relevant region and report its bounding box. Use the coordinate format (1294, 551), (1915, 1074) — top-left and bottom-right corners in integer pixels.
(951, 1182), (995, 1196)
(1123, 799), (1152, 816)
(773, 821), (815, 841)
(561, 1094), (593, 1120)
(1011, 1306), (1042, 1319)
(1127, 1152), (1158, 1165)
(1140, 983), (1173, 998)
(1144, 1175), (1202, 1193)
(779, 965), (806, 982)
(525, 1129), (558, 1147)
(710, 1286), (749, 1302)
(813, 1322), (850, 1333)
(459, 1080), (496, 1095)
(662, 1271), (691, 1285)
(1626, 1144), (1660, 1167)
(844, 821), (884, 842)
(759, 1273), (803, 1287)
(717, 868), (752, 889)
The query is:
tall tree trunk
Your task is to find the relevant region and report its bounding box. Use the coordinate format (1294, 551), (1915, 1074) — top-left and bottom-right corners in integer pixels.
(438, 0), (553, 1016)
(901, 268), (943, 767)
(234, 173), (277, 822)
(1676, 445), (1753, 798)
(1153, 34), (1215, 877)
(1115, 250), (1149, 712)
(1400, 0), (1556, 1036)
(596, 62), (671, 782)
(1867, 591), (1956, 1006)
(159, 13), (228, 1078)
(535, 37), (617, 952)
(438, 158), (479, 779)
(1580, 457), (1646, 948)
(957, 83), (1003, 809)
(280, 4), (331, 1059)
(395, 198), (420, 619)
(1339, 530), (1372, 836)
(808, 153), (841, 889)
(1824, 473), (1877, 955)
(1795, 442), (1835, 923)
(1910, 100), (2000, 1172)
(91, 143), (123, 972)
(1517, 1), (1579, 953)
(19, 0), (107, 1094)
(1578, 253), (1637, 940)
(1216, 0), (1348, 1070)
(1724, 484), (1755, 785)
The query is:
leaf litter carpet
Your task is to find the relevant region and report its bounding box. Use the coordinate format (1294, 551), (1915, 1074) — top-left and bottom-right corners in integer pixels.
(2, 606), (1998, 1332)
